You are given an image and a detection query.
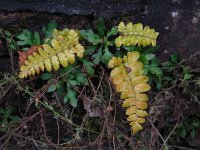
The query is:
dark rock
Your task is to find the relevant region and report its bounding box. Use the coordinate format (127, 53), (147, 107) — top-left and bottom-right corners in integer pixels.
(0, 0), (152, 17)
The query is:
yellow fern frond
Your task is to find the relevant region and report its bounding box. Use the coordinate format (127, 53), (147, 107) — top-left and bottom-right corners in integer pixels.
(108, 51), (151, 134)
(115, 22), (159, 47)
(19, 29), (85, 78)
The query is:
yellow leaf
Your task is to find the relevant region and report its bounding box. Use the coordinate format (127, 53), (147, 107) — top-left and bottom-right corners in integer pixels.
(131, 76), (149, 85)
(109, 51), (151, 134)
(136, 101), (148, 109)
(57, 53), (68, 67)
(108, 57), (122, 68)
(130, 121), (143, 134)
(126, 106), (137, 115)
(51, 56), (60, 70)
(118, 22), (126, 32)
(135, 93), (148, 102)
(64, 52), (75, 64)
(44, 59), (52, 72)
(115, 21), (159, 47)
(135, 83), (151, 93)
(39, 62), (45, 71)
(122, 98), (136, 107)
(138, 110), (148, 117)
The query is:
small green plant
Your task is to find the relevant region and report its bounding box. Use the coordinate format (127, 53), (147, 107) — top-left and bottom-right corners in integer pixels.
(16, 20), (57, 51)
(0, 28), (17, 50)
(138, 46), (163, 89)
(0, 107), (20, 132)
(16, 29), (41, 51)
(42, 20), (58, 39)
(80, 17), (118, 65)
(43, 63), (90, 107)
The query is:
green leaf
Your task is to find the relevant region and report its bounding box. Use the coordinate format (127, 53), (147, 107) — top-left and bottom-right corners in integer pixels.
(22, 47), (29, 51)
(47, 84), (57, 92)
(68, 80), (78, 86)
(140, 55), (147, 64)
(156, 79), (162, 89)
(102, 46), (113, 65)
(143, 45), (160, 54)
(162, 61), (173, 67)
(85, 46), (97, 55)
(184, 73), (193, 80)
(33, 32), (41, 45)
(143, 65), (149, 75)
(82, 60), (95, 75)
(42, 26), (47, 34)
(67, 88), (77, 107)
(97, 17), (106, 38)
(107, 26), (118, 37)
(47, 20), (57, 31)
(16, 29), (33, 46)
(190, 129), (196, 138)
(44, 20), (58, 38)
(164, 76), (173, 81)
(64, 95), (69, 104)
(56, 86), (64, 96)
(123, 46), (142, 52)
(149, 66), (163, 76)
(75, 73), (88, 85)
(9, 44), (17, 50)
(150, 57), (160, 67)
(79, 29), (101, 45)
(145, 54), (155, 61)
(170, 54), (178, 63)
(192, 121), (200, 127)
(56, 81), (62, 89)
(92, 46), (103, 65)
(23, 29), (32, 39)
(180, 128), (187, 138)
(106, 41), (113, 46)
(4, 30), (11, 37)
(4, 108), (11, 117)
(40, 72), (53, 80)
(16, 41), (27, 46)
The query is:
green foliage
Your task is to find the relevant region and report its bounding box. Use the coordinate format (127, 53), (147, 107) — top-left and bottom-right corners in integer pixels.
(80, 58), (95, 75)
(16, 29), (41, 51)
(42, 20), (58, 38)
(182, 66), (193, 80)
(40, 72), (53, 80)
(80, 17), (118, 65)
(119, 45), (164, 90)
(175, 116), (200, 139)
(0, 28), (17, 51)
(16, 20), (58, 51)
(0, 107), (20, 132)
(44, 62), (90, 107)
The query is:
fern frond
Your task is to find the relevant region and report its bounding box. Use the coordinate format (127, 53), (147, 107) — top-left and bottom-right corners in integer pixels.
(19, 29), (85, 78)
(108, 51), (151, 134)
(115, 22), (159, 47)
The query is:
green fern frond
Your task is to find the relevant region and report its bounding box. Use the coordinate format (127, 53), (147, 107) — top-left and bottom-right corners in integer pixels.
(19, 29), (85, 78)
